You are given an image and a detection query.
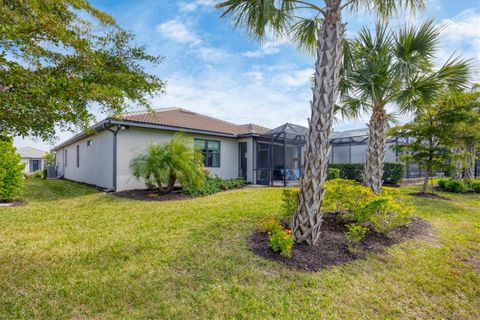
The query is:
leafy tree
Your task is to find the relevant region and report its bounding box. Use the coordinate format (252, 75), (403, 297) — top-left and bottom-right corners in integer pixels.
(216, 0), (425, 245)
(391, 104), (453, 193)
(1, 0), (166, 141)
(0, 135), (25, 202)
(438, 86), (480, 179)
(340, 21), (470, 194)
(130, 134), (206, 194)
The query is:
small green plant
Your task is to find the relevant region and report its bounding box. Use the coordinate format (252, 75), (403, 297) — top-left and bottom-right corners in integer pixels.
(444, 179), (468, 193)
(184, 176), (245, 196)
(258, 215), (294, 257)
(437, 178), (448, 189)
(345, 223), (368, 252)
(359, 196), (414, 234)
(281, 189), (298, 219)
(0, 136), (25, 202)
(269, 227), (294, 257)
(323, 179), (374, 214)
(470, 180), (480, 193)
(24, 170), (43, 179)
(327, 168), (340, 180)
(383, 163), (405, 185)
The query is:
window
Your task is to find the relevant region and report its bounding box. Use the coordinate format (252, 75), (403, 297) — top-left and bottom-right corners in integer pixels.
(87, 140), (93, 147)
(31, 159), (40, 172)
(64, 149), (68, 167)
(194, 139), (220, 167)
(76, 145), (80, 168)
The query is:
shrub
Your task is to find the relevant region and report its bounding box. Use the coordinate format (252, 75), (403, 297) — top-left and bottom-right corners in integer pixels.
(383, 163), (405, 186)
(0, 136), (25, 202)
(281, 189), (298, 219)
(444, 179), (468, 193)
(470, 180), (480, 193)
(329, 163), (405, 185)
(359, 196), (414, 234)
(323, 179), (374, 213)
(437, 178), (448, 189)
(24, 170), (43, 179)
(329, 164), (364, 182)
(269, 227), (294, 257)
(258, 215), (294, 257)
(327, 168), (341, 180)
(184, 176), (245, 196)
(345, 223), (368, 252)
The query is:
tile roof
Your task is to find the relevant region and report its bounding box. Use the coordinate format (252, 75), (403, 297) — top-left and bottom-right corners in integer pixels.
(122, 108), (270, 136)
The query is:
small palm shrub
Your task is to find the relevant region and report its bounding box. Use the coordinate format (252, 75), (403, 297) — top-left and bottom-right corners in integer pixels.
(130, 134), (205, 194)
(0, 136), (25, 202)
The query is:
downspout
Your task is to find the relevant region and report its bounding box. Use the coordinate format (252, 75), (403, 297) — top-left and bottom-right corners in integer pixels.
(104, 121), (129, 192)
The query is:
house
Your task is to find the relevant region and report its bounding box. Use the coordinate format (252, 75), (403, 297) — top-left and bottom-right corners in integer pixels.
(17, 146), (46, 173)
(52, 107), (294, 191)
(55, 107), (473, 191)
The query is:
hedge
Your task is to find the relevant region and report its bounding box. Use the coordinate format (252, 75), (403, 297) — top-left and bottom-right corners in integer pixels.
(329, 163), (405, 186)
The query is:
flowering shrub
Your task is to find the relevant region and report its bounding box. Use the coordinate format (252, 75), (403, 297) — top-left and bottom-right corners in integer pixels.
(258, 215), (294, 257)
(269, 227), (294, 257)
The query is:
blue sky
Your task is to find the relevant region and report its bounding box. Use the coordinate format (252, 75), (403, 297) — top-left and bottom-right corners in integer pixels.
(15, 0), (480, 150)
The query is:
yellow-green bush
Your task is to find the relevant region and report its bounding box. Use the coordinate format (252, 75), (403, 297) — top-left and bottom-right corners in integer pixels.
(323, 179), (374, 213)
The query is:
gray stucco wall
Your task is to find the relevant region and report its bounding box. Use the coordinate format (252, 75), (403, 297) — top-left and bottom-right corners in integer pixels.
(57, 130), (114, 189)
(115, 127), (240, 191)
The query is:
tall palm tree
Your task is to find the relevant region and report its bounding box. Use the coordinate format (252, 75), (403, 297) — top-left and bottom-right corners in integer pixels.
(216, 0), (425, 245)
(341, 21), (471, 194)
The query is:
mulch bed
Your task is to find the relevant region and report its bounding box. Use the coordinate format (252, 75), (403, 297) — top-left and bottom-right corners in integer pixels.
(0, 200), (25, 207)
(409, 192), (451, 201)
(111, 188), (191, 202)
(248, 214), (433, 272)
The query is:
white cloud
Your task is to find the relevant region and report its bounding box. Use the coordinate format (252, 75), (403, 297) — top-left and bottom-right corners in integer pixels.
(179, 0), (214, 12)
(196, 47), (232, 61)
(156, 20), (202, 45)
(242, 39), (288, 58)
(242, 71), (264, 81)
(278, 68), (313, 88)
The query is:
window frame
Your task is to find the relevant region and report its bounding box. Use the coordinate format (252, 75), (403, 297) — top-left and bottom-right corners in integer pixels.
(194, 138), (221, 168)
(76, 145), (80, 168)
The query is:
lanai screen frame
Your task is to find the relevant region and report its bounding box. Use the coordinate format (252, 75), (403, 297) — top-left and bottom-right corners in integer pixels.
(255, 123), (307, 186)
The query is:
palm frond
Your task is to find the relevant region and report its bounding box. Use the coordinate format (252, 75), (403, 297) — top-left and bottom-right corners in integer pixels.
(346, 0), (426, 19)
(289, 17), (323, 54)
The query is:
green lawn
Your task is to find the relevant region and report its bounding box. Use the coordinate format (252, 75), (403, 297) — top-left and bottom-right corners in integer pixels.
(1, 180), (479, 319)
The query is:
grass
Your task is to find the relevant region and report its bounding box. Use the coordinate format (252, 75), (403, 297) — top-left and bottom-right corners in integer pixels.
(0, 180), (479, 319)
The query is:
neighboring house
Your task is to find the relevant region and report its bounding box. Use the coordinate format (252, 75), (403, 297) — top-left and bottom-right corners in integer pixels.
(17, 146), (46, 173)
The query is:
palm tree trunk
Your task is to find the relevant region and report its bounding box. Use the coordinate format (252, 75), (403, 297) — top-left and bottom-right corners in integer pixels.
(464, 144), (476, 179)
(452, 147), (464, 180)
(292, 3), (345, 246)
(364, 107), (388, 194)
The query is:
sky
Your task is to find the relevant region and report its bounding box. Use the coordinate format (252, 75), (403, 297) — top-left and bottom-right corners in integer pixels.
(14, 0), (480, 151)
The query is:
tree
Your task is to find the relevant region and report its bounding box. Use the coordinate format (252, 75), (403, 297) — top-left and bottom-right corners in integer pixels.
(0, 135), (25, 202)
(216, 0), (425, 245)
(130, 134), (206, 194)
(437, 86), (480, 179)
(1, 0), (166, 141)
(341, 21), (470, 194)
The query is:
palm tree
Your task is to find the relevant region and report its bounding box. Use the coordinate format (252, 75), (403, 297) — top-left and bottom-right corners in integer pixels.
(130, 134), (205, 194)
(217, 0), (425, 245)
(341, 21), (471, 194)
(216, 0), (425, 245)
